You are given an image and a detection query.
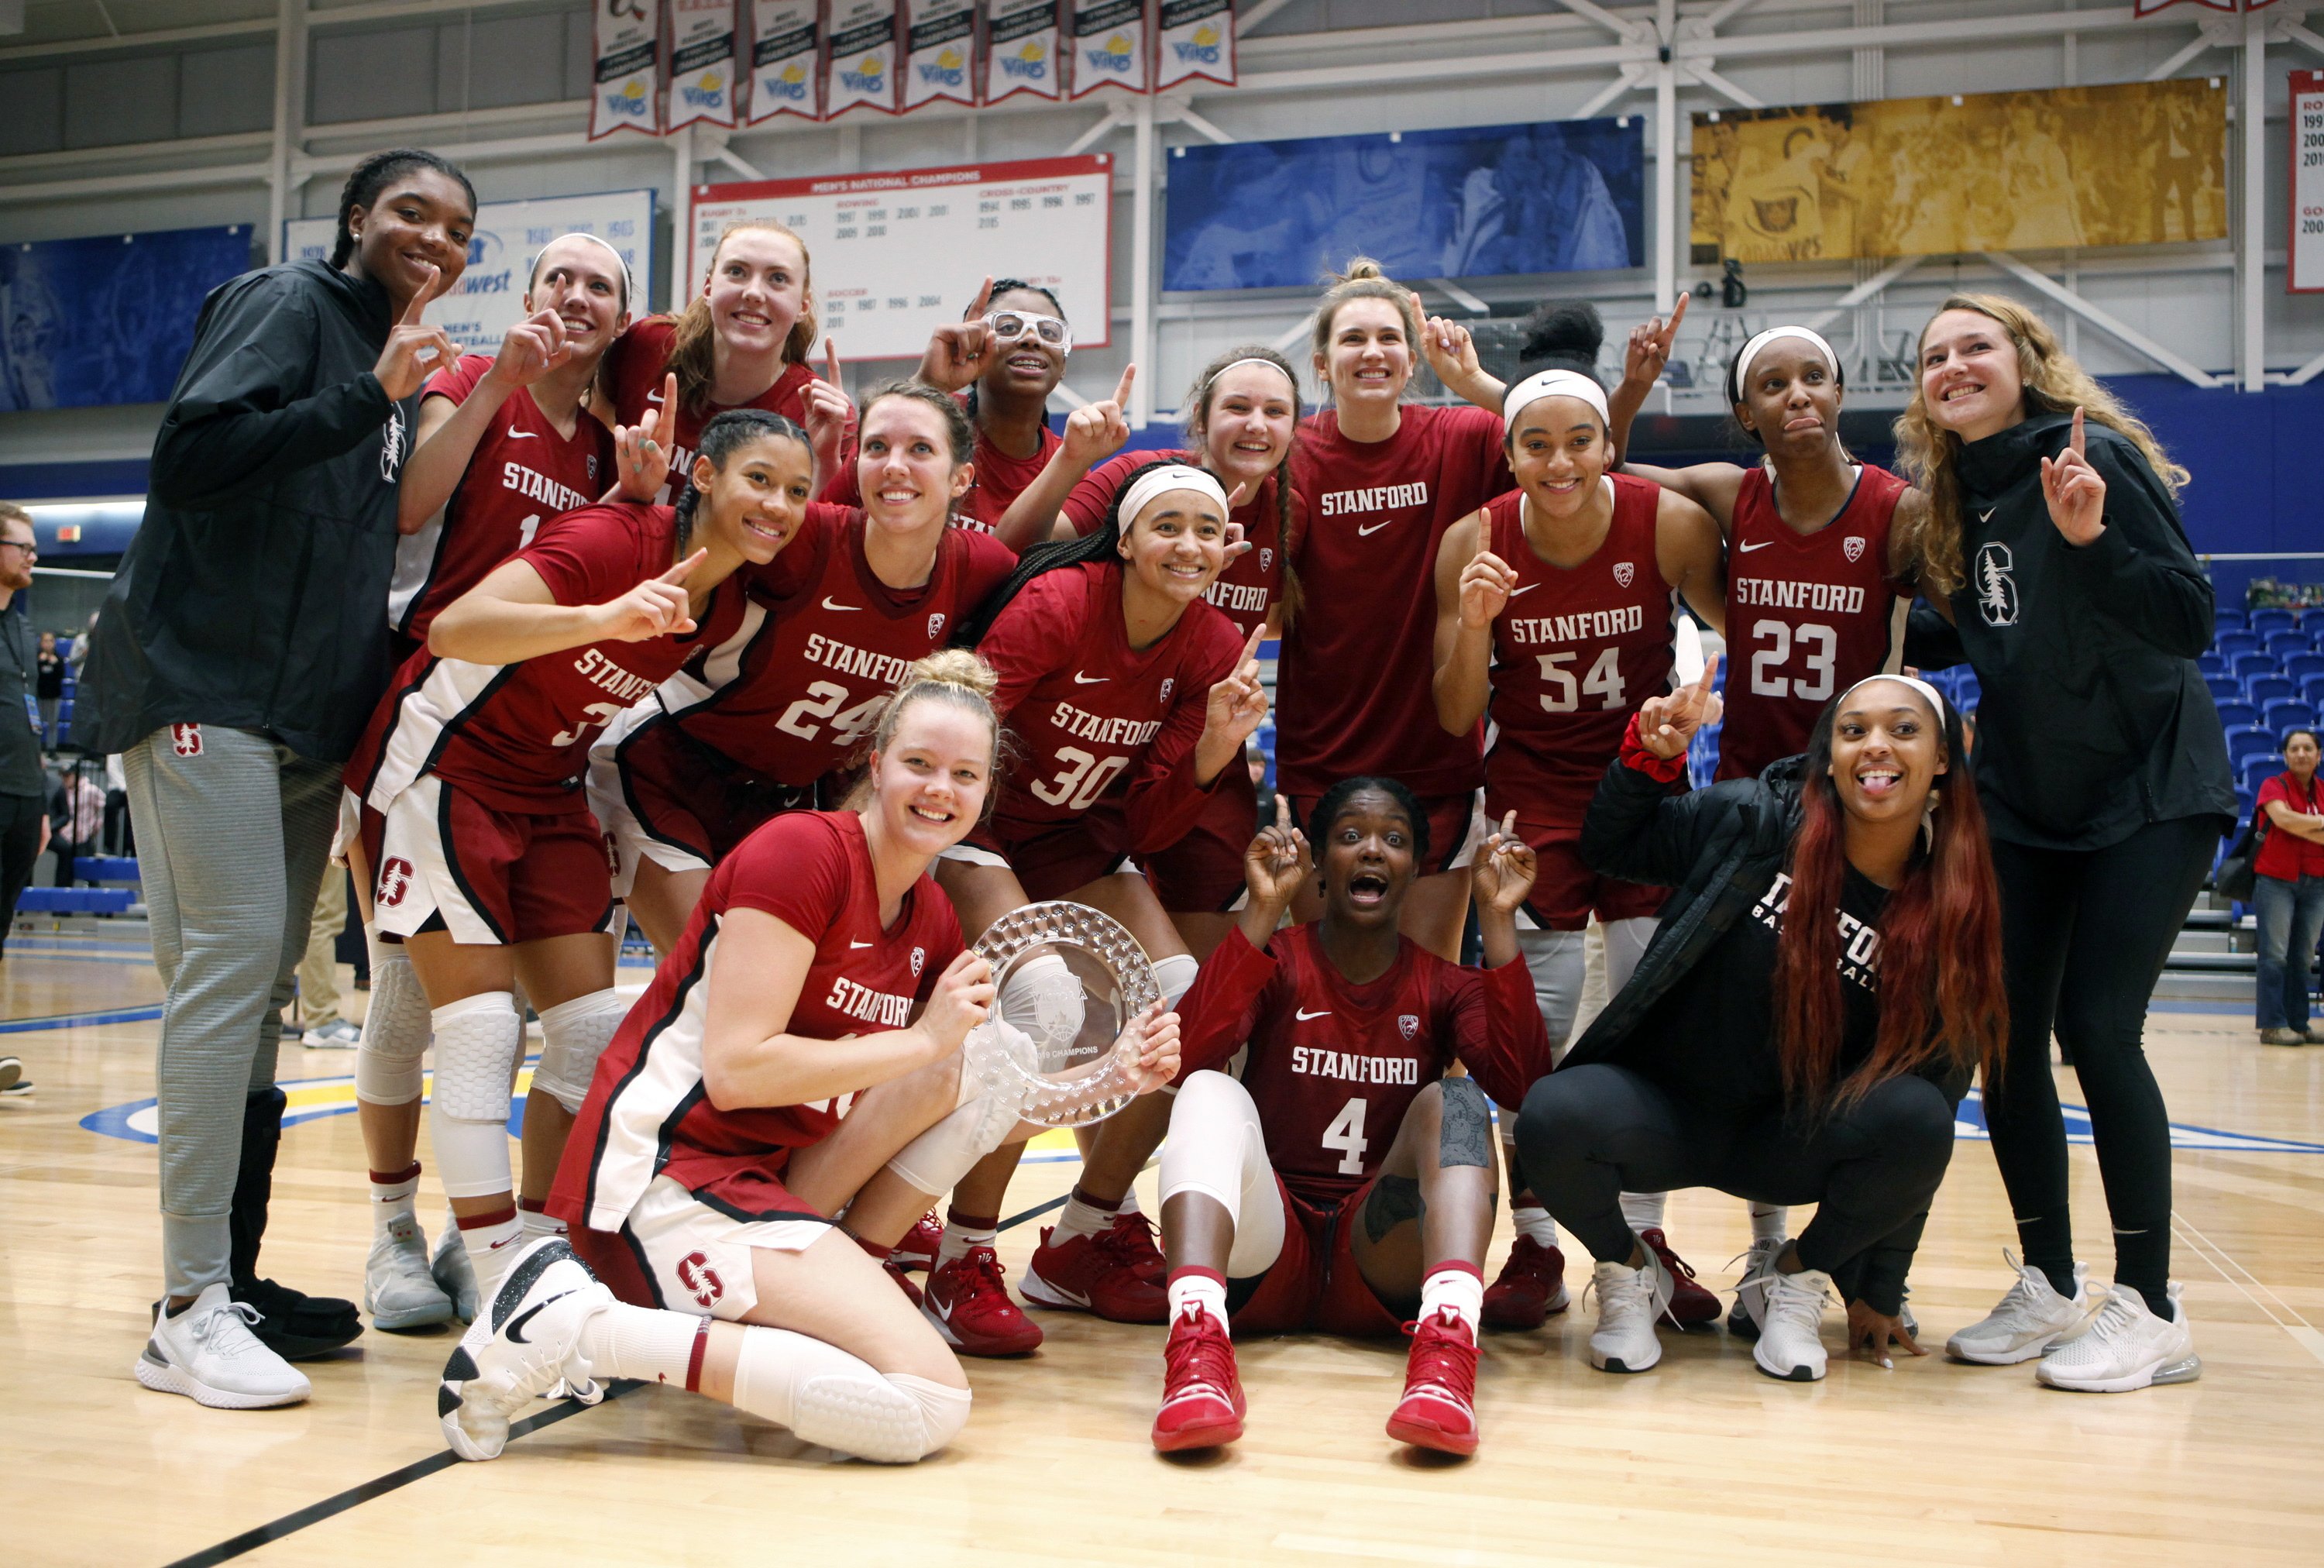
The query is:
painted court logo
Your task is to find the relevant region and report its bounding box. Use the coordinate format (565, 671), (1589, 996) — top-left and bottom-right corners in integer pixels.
(1975, 540), (2020, 627)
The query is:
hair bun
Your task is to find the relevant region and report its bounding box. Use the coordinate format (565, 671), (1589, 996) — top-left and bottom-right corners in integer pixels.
(1335, 256), (1388, 284)
(901, 648), (998, 701)
(1519, 302), (1604, 369)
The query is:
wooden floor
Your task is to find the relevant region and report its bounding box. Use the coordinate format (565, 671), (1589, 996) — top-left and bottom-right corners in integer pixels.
(7, 927), (2324, 1568)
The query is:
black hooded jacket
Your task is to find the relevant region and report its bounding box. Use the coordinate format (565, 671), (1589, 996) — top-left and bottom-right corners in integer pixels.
(80, 259), (415, 763)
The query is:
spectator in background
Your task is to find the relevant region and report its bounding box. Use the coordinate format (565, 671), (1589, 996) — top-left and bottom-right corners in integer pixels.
(36, 629), (63, 744)
(0, 504), (49, 958)
(49, 761), (103, 885)
(287, 868), (359, 1049)
(2254, 727), (2324, 1047)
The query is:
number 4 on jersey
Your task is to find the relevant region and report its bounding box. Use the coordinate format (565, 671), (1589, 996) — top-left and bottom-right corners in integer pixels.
(1535, 647), (1627, 714)
(1322, 1096), (1368, 1175)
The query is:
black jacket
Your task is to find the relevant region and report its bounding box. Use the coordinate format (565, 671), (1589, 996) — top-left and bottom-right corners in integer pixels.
(80, 260), (414, 763)
(1909, 411), (2233, 851)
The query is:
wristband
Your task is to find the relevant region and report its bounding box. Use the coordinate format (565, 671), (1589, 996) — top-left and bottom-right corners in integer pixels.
(1619, 713), (1689, 783)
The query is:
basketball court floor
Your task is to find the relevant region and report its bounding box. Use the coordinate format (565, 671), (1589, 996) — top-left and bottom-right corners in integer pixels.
(7, 924), (2322, 1566)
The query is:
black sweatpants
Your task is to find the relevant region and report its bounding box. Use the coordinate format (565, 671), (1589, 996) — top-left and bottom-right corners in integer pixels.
(1517, 1063), (1956, 1315)
(0, 790), (43, 955)
(1984, 814), (2215, 1316)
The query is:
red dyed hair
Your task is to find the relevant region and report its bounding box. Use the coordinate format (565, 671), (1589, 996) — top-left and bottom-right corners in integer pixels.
(1772, 690), (2006, 1109)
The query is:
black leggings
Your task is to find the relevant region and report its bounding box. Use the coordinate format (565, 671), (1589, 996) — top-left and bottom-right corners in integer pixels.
(1515, 1063), (1956, 1315)
(1984, 815), (2214, 1314)
(0, 790), (42, 954)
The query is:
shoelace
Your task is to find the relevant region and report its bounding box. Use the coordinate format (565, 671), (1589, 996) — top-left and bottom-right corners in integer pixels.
(1763, 1270), (1830, 1329)
(1400, 1310), (1477, 1405)
(1093, 1212), (1162, 1268)
(189, 1299), (269, 1358)
(950, 1246), (1014, 1302)
(1645, 1235), (1701, 1281)
(1163, 1311), (1238, 1403)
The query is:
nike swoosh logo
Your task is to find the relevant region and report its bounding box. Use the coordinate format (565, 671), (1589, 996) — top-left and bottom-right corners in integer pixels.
(1737, 538), (1772, 553)
(506, 428), (539, 441)
(506, 1291), (576, 1343)
(821, 597), (859, 612)
(1295, 1007), (1331, 1021)
(1978, 508), (1995, 523)
(1356, 521), (1391, 537)
(1508, 583), (1538, 598)
(850, 940), (874, 948)
(646, 391), (664, 404)
(1073, 672), (1106, 685)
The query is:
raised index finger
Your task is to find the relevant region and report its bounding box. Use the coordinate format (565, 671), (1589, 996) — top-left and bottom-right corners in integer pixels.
(1112, 363), (1136, 407)
(1697, 651), (1721, 695)
(658, 548), (708, 584)
(401, 265), (442, 326)
(2069, 404), (2085, 457)
(968, 276), (993, 318)
(1238, 622), (1266, 669)
(1665, 289), (1691, 338)
(824, 339), (843, 387)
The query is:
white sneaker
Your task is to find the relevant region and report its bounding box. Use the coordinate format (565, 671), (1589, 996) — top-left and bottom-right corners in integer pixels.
(433, 1216), (480, 1323)
(306, 1018), (362, 1050)
(1946, 1250), (2095, 1365)
(1752, 1266), (1832, 1381)
(134, 1282), (311, 1409)
(438, 1237), (610, 1460)
(1587, 1246), (1674, 1374)
(366, 1213), (456, 1330)
(2036, 1282), (2201, 1393)
(1725, 1235), (1787, 1339)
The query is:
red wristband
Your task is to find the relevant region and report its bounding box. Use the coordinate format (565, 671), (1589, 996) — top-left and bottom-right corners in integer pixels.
(1620, 713), (1688, 783)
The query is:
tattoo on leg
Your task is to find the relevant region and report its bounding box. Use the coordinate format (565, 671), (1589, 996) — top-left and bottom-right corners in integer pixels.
(1438, 1078), (1492, 1170)
(1363, 1174), (1425, 1244)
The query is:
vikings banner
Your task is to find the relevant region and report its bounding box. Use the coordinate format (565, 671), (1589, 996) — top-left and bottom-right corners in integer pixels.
(2131, 1), (2276, 13)
(827, 0), (902, 115)
(666, 0), (741, 131)
(748, 0), (823, 122)
(1069, 0), (1147, 99)
(1153, 0), (1232, 91)
(590, 0), (665, 139)
(905, 0), (977, 111)
(983, 0), (1062, 105)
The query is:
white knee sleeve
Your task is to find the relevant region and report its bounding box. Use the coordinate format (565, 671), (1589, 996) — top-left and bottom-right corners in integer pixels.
(1600, 916), (1656, 995)
(353, 944), (432, 1106)
(1157, 1069), (1284, 1279)
(997, 951), (1083, 1066)
(1153, 951), (1200, 1008)
(728, 1325), (970, 1463)
(428, 991), (522, 1199)
(532, 989), (628, 1114)
(1515, 927), (1587, 1054)
(885, 1019), (1039, 1195)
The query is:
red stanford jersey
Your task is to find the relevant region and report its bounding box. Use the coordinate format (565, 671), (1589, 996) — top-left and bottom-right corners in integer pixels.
(1281, 405), (1509, 797)
(351, 503), (746, 814)
(1718, 464), (1913, 782)
(978, 561), (1244, 853)
(552, 810), (963, 1230)
(603, 316), (822, 507)
(824, 418), (1064, 535)
(391, 356), (615, 640)
(656, 504), (1016, 784)
(1483, 474), (1677, 829)
(1063, 450), (1301, 642)
(1178, 925), (1552, 1205)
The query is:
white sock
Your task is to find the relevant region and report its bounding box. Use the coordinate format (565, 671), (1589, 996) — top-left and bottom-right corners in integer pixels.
(1420, 1267), (1484, 1342)
(520, 1203), (569, 1243)
(1512, 1204), (1559, 1249)
(1052, 1189), (1121, 1246)
(1750, 1203), (1789, 1245)
(937, 1214), (997, 1268)
(456, 1211), (524, 1291)
(370, 1164), (420, 1232)
(1167, 1271), (1229, 1324)
(1117, 1189), (1140, 1218)
(578, 1300), (703, 1386)
(1619, 1191), (1667, 1233)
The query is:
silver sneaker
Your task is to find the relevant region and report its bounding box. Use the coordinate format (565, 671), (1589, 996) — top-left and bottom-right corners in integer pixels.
(433, 1215), (480, 1323)
(1725, 1235), (1787, 1339)
(1752, 1266), (1832, 1381)
(135, 1282), (311, 1409)
(2037, 1281), (2201, 1392)
(366, 1213), (456, 1330)
(438, 1238), (609, 1460)
(306, 1017), (363, 1050)
(1587, 1245), (1674, 1374)
(1946, 1250), (2095, 1365)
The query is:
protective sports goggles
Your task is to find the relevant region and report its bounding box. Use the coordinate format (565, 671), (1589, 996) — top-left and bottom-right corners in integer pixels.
(984, 309), (1072, 355)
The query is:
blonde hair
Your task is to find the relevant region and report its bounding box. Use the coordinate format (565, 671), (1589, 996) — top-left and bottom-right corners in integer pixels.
(1893, 292), (2188, 595)
(1310, 257), (1423, 400)
(848, 650), (1010, 817)
(665, 222), (819, 417)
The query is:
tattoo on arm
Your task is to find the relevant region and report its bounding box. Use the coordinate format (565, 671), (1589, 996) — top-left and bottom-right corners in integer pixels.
(1438, 1077), (1492, 1169)
(1363, 1173), (1425, 1245)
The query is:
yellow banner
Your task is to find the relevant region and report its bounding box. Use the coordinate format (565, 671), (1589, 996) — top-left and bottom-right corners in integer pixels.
(1690, 77), (2227, 264)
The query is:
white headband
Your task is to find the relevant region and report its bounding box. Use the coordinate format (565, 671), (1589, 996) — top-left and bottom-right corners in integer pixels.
(1726, 326), (1839, 403)
(1840, 672), (1948, 721)
(531, 232), (634, 304)
(1119, 463), (1231, 528)
(1501, 368), (1610, 430)
(1206, 356), (1296, 390)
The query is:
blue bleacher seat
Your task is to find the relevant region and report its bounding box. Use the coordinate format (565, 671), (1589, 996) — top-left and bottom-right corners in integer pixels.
(2247, 675), (2295, 706)
(2198, 651), (2226, 677)
(2233, 652), (2276, 681)
(2266, 631), (2310, 662)
(2285, 652), (2324, 683)
(2250, 608), (2297, 636)
(2216, 607), (2246, 631)
(14, 887), (133, 916)
(2264, 700), (2318, 736)
(2243, 756), (2285, 796)
(2302, 673), (2324, 708)
(2213, 697), (2257, 727)
(2226, 725), (2277, 768)
(2217, 630), (2260, 658)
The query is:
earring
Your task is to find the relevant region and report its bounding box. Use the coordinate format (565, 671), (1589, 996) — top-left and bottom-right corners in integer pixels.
(1919, 787), (1941, 853)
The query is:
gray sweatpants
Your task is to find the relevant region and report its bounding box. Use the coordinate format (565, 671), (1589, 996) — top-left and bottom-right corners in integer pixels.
(122, 724), (339, 1298)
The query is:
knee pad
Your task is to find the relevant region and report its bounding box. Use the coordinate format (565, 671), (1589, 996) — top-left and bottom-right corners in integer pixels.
(428, 992), (522, 1199)
(1515, 927), (1587, 1052)
(730, 1325), (968, 1463)
(885, 1019), (1041, 1195)
(353, 949), (431, 1106)
(888, 1373), (972, 1457)
(1153, 951), (1200, 1009)
(998, 951), (1083, 1065)
(532, 989), (628, 1114)
(1158, 1071), (1283, 1277)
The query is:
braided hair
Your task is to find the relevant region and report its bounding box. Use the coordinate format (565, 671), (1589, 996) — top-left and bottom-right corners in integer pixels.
(669, 408), (810, 559)
(331, 149), (476, 269)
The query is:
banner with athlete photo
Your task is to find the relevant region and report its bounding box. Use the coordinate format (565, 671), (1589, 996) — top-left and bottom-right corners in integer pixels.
(748, 0), (823, 122)
(590, 0), (665, 139)
(1068, 0), (1146, 99)
(904, 0), (977, 111)
(1153, 0), (1232, 92)
(983, 0), (1063, 105)
(665, 0), (741, 131)
(826, 0), (901, 115)
(0, 225), (253, 412)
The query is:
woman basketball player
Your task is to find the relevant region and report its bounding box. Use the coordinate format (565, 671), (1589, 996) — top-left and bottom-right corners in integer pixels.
(1896, 296), (2232, 1391)
(438, 654), (1181, 1464)
(1150, 778), (1553, 1456)
(592, 383), (1016, 957)
(1518, 669), (2006, 1383)
(344, 411), (808, 1303)
(917, 463), (1267, 1357)
(1431, 360), (1726, 1335)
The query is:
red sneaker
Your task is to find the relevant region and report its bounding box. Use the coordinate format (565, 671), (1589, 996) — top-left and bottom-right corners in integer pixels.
(1386, 1308), (1480, 1456)
(1639, 1228), (1720, 1328)
(1152, 1303), (1244, 1453)
(889, 1211), (942, 1274)
(1022, 1212), (1168, 1322)
(1480, 1235), (1569, 1329)
(920, 1245), (1043, 1357)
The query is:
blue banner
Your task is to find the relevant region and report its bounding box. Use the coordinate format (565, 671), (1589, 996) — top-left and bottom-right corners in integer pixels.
(0, 225), (253, 411)
(1164, 118), (1644, 291)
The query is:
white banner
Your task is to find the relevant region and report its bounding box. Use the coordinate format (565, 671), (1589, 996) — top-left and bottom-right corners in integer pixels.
(590, 0), (665, 139)
(667, 0), (741, 130)
(285, 191), (658, 351)
(903, 0), (977, 111)
(826, 0), (901, 117)
(982, 0), (1061, 105)
(1068, 0), (1146, 99)
(2296, 70), (2324, 294)
(1153, 0), (1231, 91)
(748, 0), (823, 122)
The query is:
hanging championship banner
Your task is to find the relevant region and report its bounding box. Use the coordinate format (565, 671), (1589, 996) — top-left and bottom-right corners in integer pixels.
(748, 0), (823, 122)
(984, 0), (1062, 105)
(904, 0), (977, 111)
(827, 0), (901, 116)
(2294, 70), (2324, 294)
(1069, 0), (1147, 99)
(667, 0), (741, 131)
(1153, 0), (1232, 91)
(590, 0), (665, 139)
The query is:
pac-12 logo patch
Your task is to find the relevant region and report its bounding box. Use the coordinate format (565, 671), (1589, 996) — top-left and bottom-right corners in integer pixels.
(1158, 678), (1174, 706)
(1259, 547), (1274, 573)
(1843, 535), (1865, 562)
(676, 1250), (724, 1309)
(1612, 562), (1635, 588)
(1397, 1014), (1419, 1041)
(910, 946), (926, 978)
(376, 856), (416, 909)
(1975, 541), (2020, 628)
(169, 723), (203, 757)
(928, 612), (946, 640)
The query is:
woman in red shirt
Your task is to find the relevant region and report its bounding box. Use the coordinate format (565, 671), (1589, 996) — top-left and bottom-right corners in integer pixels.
(2254, 727), (2324, 1045)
